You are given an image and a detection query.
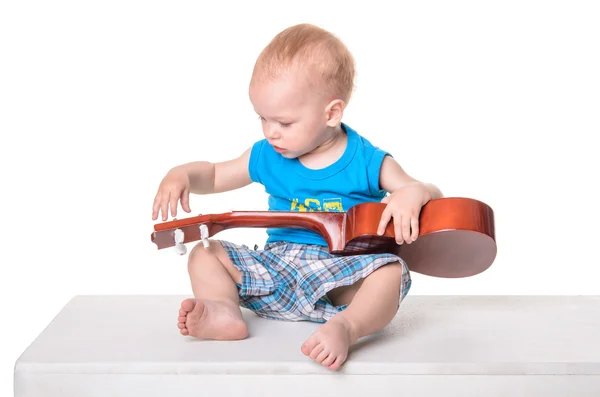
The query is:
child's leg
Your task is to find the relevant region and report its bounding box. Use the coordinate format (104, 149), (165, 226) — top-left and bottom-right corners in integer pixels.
(301, 261), (404, 370)
(177, 240), (248, 340)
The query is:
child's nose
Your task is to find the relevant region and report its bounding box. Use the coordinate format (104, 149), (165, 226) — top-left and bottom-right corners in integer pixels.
(264, 124), (281, 139)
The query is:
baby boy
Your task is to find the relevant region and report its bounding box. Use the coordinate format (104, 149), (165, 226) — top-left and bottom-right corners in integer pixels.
(152, 23), (443, 371)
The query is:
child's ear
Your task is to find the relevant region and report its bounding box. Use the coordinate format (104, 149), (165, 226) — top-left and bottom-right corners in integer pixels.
(325, 99), (345, 127)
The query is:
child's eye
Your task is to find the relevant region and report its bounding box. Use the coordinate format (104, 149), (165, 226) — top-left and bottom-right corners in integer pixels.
(257, 115), (291, 127)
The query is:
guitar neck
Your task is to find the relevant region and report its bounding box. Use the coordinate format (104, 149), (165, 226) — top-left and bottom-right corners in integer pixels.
(152, 210), (346, 250)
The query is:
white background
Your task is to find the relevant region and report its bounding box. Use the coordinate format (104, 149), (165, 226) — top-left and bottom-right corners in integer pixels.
(1, 0), (599, 394)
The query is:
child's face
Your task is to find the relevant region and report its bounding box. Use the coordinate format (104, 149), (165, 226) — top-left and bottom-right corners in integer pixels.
(249, 70), (334, 159)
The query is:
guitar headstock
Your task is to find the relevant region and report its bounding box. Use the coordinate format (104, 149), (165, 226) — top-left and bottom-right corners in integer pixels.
(151, 214), (219, 254)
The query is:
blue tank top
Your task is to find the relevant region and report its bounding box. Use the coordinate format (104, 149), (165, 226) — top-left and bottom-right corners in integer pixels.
(248, 123), (390, 246)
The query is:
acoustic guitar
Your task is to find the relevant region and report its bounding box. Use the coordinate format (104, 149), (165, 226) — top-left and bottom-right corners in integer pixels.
(151, 197), (496, 278)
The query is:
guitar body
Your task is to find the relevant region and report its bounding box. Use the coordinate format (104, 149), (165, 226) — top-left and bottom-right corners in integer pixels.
(152, 197), (496, 278)
(340, 198), (496, 278)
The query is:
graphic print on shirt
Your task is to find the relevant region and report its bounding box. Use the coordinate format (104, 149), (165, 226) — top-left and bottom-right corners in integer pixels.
(290, 197), (344, 212)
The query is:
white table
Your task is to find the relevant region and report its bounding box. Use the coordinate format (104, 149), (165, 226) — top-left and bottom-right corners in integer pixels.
(14, 295), (600, 396)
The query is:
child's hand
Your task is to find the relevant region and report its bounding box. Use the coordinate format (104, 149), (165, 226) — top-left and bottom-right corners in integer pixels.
(152, 168), (192, 221)
(376, 184), (430, 245)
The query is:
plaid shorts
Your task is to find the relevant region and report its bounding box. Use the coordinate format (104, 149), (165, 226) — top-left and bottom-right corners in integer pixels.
(220, 240), (412, 323)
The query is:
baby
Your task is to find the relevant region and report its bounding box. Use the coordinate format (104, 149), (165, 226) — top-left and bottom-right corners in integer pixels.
(152, 23), (443, 371)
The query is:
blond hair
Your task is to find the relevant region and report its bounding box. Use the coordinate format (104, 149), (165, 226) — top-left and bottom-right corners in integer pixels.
(251, 23), (356, 104)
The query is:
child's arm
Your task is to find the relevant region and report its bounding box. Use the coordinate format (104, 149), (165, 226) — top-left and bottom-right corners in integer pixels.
(180, 148), (252, 194)
(376, 155), (443, 244)
(378, 155), (443, 201)
(152, 148), (252, 221)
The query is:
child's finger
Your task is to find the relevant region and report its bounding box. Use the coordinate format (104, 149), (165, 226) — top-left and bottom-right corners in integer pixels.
(402, 215), (411, 243)
(152, 193), (162, 220)
(161, 192), (170, 221)
(377, 208), (392, 235)
(393, 213), (404, 244)
(410, 216), (419, 241)
(169, 192), (179, 217)
(181, 188), (191, 213)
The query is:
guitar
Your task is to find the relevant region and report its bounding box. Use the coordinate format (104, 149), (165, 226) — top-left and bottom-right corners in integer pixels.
(151, 197), (496, 278)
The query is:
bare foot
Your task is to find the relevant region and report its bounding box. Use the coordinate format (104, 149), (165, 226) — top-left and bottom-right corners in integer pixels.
(177, 298), (248, 340)
(300, 315), (358, 370)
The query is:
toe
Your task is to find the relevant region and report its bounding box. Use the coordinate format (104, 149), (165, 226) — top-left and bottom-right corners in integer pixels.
(322, 354), (336, 367)
(178, 315), (186, 322)
(301, 335), (319, 356)
(309, 343), (325, 360)
(315, 349), (330, 364)
(301, 344), (310, 356)
(328, 354), (346, 371)
(181, 298), (195, 312)
(180, 328), (189, 336)
(177, 322), (186, 329)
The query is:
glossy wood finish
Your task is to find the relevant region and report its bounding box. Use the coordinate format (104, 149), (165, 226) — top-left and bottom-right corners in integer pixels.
(396, 197), (497, 277)
(151, 197), (496, 278)
(152, 211), (345, 251)
(339, 197), (497, 277)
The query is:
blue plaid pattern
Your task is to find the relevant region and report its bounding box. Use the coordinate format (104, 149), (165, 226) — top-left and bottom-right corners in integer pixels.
(219, 240), (411, 323)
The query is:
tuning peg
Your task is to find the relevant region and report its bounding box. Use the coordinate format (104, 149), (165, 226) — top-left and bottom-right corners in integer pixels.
(200, 224), (210, 249)
(173, 228), (187, 255)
